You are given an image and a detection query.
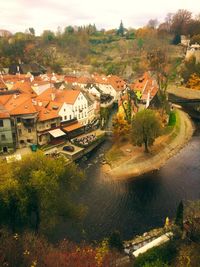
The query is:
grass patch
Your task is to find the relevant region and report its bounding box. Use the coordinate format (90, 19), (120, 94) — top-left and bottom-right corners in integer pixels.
(168, 111), (176, 126)
(162, 111), (179, 136)
(105, 145), (123, 166)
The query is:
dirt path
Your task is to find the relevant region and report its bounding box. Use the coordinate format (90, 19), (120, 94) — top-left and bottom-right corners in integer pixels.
(102, 109), (194, 180)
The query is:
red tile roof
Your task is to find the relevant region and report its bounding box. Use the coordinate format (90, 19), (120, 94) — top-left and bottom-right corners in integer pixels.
(37, 88), (80, 105)
(4, 94), (37, 115)
(0, 94), (12, 105)
(64, 76), (78, 83)
(107, 75), (126, 91)
(12, 81), (35, 95)
(38, 107), (60, 121)
(0, 104), (10, 119)
(131, 72), (158, 100)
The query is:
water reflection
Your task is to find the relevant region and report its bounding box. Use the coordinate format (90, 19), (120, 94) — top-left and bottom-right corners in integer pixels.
(50, 110), (200, 243)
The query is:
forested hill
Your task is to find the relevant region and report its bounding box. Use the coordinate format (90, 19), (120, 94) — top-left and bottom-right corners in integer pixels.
(0, 9), (200, 80)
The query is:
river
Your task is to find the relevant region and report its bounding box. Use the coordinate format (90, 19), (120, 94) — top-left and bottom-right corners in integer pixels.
(50, 104), (200, 243)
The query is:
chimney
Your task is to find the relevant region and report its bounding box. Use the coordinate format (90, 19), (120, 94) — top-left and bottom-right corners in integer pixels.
(51, 93), (55, 101)
(30, 75), (34, 82)
(32, 99), (37, 105)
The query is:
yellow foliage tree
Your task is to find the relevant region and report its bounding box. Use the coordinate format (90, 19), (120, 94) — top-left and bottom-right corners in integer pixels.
(112, 113), (131, 140)
(187, 73), (200, 89)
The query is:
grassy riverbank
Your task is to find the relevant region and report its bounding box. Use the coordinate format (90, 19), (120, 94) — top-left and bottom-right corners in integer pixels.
(102, 109), (194, 180)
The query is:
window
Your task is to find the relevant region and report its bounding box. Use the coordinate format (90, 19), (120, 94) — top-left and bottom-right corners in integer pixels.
(1, 134), (6, 141)
(0, 120), (3, 127)
(51, 123), (56, 128)
(69, 115), (72, 120)
(28, 128), (32, 133)
(64, 116), (67, 120)
(17, 117), (21, 123)
(64, 109), (66, 112)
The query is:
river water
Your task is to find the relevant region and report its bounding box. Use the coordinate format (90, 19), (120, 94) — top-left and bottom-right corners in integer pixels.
(51, 105), (200, 243)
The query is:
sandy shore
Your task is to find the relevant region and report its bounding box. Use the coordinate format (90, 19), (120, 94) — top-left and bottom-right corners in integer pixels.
(102, 109), (194, 180)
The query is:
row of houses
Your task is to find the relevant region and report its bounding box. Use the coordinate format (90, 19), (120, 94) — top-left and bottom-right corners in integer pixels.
(0, 72), (128, 154)
(0, 70), (159, 154)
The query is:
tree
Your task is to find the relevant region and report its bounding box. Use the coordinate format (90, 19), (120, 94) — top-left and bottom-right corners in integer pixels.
(100, 107), (109, 129)
(137, 38), (144, 51)
(175, 201), (184, 230)
(41, 30), (55, 43)
(190, 34), (200, 44)
(147, 49), (174, 115)
(132, 109), (162, 153)
(117, 20), (125, 36)
(108, 230), (123, 251)
(0, 229), (118, 267)
(171, 9), (192, 35)
(181, 56), (200, 84)
(0, 152), (85, 233)
(29, 27), (35, 36)
(187, 73), (200, 89)
(64, 25), (74, 34)
(147, 19), (159, 29)
(112, 113), (131, 140)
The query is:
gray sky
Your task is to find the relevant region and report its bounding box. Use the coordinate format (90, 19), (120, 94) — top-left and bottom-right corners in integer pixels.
(0, 0), (200, 35)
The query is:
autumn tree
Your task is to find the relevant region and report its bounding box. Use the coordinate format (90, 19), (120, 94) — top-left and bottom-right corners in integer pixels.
(181, 56), (200, 84)
(190, 34), (200, 44)
(147, 48), (176, 115)
(147, 19), (159, 29)
(187, 73), (200, 89)
(171, 9), (192, 36)
(132, 109), (162, 153)
(0, 152), (85, 233)
(112, 113), (131, 140)
(0, 229), (118, 267)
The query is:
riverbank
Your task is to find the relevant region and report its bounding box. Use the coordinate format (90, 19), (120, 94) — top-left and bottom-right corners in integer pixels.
(102, 109), (194, 180)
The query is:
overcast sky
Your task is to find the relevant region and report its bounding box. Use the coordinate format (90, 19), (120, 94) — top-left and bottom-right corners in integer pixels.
(0, 0), (200, 35)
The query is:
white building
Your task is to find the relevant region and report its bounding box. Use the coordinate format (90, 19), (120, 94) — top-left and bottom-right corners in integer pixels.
(37, 89), (90, 125)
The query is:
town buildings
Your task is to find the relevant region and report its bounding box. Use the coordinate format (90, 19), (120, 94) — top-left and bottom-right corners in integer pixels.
(0, 72), (127, 154)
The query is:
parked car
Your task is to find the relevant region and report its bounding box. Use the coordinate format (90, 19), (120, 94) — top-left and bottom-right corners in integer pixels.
(62, 145), (75, 152)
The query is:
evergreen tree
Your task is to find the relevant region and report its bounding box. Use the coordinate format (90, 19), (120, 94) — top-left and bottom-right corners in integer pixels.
(117, 20), (125, 36)
(108, 230), (123, 251)
(175, 200), (184, 230)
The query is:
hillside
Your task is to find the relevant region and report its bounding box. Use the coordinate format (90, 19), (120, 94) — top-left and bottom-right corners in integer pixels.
(0, 28), (185, 81)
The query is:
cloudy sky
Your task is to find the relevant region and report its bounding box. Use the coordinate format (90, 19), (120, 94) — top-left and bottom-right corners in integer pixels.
(0, 0), (200, 35)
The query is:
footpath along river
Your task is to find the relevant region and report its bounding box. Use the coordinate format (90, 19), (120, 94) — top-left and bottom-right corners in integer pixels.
(51, 104), (200, 243)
